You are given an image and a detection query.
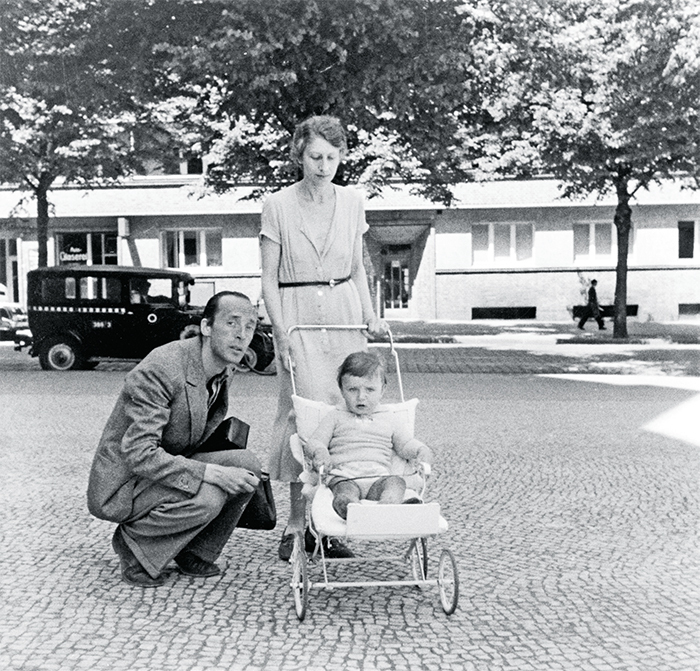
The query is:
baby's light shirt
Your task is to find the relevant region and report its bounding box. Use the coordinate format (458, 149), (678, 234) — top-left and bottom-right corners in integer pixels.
(305, 406), (430, 471)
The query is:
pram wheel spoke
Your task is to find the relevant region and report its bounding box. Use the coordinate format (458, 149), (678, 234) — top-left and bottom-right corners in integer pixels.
(437, 549), (459, 615)
(291, 532), (308, 620)
(408, 538), (429, 586)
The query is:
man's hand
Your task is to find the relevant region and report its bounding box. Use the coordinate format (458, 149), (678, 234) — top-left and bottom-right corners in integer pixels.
(203, 464), (260, 496)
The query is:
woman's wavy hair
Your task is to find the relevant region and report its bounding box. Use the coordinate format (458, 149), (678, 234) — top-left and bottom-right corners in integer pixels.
(290, 115), (347, 166)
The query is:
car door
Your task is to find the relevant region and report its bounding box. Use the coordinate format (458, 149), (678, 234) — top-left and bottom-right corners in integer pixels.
(121, 276), (183, 357)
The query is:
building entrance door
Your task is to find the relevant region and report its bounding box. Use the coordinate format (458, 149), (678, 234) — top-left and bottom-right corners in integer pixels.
(382, 245), (411, 317)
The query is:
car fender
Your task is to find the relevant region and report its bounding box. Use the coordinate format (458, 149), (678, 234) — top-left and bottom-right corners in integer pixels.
(31, 328), (86, 357)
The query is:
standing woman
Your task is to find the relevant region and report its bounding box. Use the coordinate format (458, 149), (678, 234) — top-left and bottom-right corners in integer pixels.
(260, 116), (387, 560)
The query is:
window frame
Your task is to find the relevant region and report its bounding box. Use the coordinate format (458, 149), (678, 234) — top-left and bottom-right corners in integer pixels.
(678, 220), (696, 259)
(161, 228), (223, 269)
(573, 222), (619, 263)
(55, 231), (118, 266)
(470, 222), (534, 267)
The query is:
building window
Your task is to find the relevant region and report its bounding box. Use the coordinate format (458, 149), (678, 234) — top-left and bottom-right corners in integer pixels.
(163, 229), (223, 268)
(185, 156), (204, 174)
(679, 221), (695, 259)
(595, 223), (612, 255)
(471, 224), (490, 266)
(471, 223), (533, 266)
(515, 225), (533, 261)
(57, 232), (118, 265)
(574, 223), (613, 260)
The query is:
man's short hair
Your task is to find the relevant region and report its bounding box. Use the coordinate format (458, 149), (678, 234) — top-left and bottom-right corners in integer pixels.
(337, 351), (386, 388)
(202, 291), (253, 325)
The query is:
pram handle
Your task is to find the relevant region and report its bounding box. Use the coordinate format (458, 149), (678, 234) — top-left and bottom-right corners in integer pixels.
(286, 324), (404, 402)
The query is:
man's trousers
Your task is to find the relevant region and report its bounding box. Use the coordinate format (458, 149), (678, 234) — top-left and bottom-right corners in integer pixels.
(118, 449), (261, 578)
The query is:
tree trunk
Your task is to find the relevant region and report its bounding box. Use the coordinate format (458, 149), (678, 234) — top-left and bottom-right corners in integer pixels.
(613, 178), (632, 339)
(35, 174), (53, 268)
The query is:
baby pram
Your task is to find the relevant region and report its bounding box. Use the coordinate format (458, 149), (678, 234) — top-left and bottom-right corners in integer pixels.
(286, 324), (459, 620)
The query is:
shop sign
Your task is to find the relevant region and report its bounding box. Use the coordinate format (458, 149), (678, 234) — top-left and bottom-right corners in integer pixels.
(59, 245), (88, 264)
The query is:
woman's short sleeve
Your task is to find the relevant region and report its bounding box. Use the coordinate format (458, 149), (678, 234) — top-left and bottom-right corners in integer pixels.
(259, 196), (281, 245)
(357, 189), (369, 235)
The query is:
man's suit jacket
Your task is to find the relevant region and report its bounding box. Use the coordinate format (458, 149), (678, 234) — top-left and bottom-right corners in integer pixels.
(87, 337), (230, 523)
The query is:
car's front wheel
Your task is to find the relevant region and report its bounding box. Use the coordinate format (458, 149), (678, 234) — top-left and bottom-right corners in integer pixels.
(179, 324), (200, 339)
(242, 330), (276, 374)
(39, 338), (86, 371)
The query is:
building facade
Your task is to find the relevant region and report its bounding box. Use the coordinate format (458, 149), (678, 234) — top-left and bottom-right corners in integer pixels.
(1, 176), (699, 322)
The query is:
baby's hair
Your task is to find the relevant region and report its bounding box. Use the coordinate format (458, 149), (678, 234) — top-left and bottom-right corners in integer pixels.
(337, 351), (386, 388)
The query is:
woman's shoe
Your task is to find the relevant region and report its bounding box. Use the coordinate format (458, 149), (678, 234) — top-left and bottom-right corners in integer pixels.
(305, 527), (354, 558)
(278, 532), (296, 561)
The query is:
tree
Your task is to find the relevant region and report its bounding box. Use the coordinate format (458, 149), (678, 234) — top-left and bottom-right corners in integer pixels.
(130, 0), (496, 204)
(0, 0), (164, 267)
(478, 0), (700, 337)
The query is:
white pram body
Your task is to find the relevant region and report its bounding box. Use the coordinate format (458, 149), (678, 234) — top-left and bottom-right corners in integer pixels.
(286, 325), (459, 619)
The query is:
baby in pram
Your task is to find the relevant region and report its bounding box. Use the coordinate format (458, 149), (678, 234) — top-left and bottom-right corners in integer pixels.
(304, 351), (433, 520)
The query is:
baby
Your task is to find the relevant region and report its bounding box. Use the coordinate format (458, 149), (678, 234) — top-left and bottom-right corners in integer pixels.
(305, 351), (433, 519)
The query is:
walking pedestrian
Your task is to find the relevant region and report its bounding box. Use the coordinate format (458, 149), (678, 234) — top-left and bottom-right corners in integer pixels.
(578, 279), (606, 330)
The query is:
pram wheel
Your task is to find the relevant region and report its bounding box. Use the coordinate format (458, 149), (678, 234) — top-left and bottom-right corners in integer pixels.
(437, 549), (459, 615)
(409, 538), (428, 585)
(291, 532), (308, 620)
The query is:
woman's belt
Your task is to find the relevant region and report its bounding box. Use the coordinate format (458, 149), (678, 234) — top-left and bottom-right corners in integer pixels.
(278, 276), (351, 288)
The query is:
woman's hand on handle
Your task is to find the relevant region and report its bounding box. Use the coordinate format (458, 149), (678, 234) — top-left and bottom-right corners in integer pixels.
(273, 329), (292, 372)
(365, 315), (389, 338)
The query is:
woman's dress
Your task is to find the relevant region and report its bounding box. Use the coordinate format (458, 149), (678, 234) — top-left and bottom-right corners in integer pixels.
(260, 184), (369, 481)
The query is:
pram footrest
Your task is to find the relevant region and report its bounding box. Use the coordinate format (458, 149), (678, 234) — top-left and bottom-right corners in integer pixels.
(345, 501), (443, 539)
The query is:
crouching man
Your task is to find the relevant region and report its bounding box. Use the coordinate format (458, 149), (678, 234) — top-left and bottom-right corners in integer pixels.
(87, 291), (261, 587)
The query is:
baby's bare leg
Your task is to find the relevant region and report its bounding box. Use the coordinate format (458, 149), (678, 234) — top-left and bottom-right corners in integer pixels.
(329, 480), (362, 520)
(366, 476), (406, 504)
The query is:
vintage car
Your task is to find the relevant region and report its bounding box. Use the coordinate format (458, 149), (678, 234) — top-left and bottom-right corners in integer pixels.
(23, 265), (275, 372)
(0, 302), (29, 341)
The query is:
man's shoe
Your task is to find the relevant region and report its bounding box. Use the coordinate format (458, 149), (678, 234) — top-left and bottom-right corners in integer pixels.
(112, 528), (167, 588)
(175, 550), (221, 577)
(122, 564), (168, 587)
(278, 533), (295, 561)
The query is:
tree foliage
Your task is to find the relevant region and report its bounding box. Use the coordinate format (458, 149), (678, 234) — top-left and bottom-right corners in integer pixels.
(478, 0), (700, 336)
(0, 0), (171, 265)
(127, 0), (497, 203)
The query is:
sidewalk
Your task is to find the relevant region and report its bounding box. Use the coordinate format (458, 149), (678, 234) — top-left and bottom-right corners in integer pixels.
(378, 319), (700, 376)
(386, 318), (700, 344)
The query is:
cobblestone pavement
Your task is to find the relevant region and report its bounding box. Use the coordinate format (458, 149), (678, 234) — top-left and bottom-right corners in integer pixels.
(1, 343), (699, 671)
(2, 329), (699, 376)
